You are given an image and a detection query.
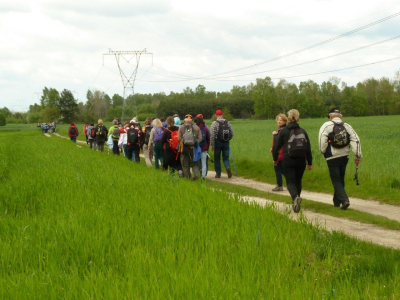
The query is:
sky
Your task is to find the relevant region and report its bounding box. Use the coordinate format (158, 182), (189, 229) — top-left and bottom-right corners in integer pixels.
(1, 0), (400, 112)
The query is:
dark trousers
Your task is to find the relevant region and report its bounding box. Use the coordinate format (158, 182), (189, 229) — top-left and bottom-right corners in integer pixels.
(327, 156), (349, 206)
(274, 160), (283, 187)
(283, 157), (306, 201)
(214, 139), (230, 176)
(97, 142), (105, 152)
(127, 144), (140, 163)
(113, 140), (119, 155)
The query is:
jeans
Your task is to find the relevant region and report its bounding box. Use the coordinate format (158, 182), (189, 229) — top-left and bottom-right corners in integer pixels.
(127, 144), (140, 163)
(123, 144), (128, 158)
(282, 157), (306, 201)
(327, 156), (349, 205)
(88, 139), (95, 149)
(214, 139), (230, 176)
(200, 151), (208, 178)
(113, 140), (119, 155)
(274, 160), (283, 187)
(70, 136), (77, 143)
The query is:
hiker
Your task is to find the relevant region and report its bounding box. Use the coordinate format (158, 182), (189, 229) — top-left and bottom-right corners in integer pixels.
(319, 108), (362, 210)
(270, 113), (288, 191)
(94, 119), (108, 152)
(149, 118), (164, 169)
(44, 123), (49, 133)
(174, 116), (181, 128)
(273, 109), (312, 213)
(126, 120), (141, 163)
(83, 123), (89, 145)
(68, 122), (79, 143)
(141, 117), (153, 167)
(87, 123), (96, 149)
(161, 116), (182, 175)
(178, 114), (202, 180)
(210, 109), (234, 178)
(108, 119), (120, 155)
(119, 121), (130, 158)
(160, 117), (168, 129)
(194, 115), (211, 179)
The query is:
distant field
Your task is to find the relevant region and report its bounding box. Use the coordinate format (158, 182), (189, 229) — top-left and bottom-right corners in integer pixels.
(1, 131), (400, 298)
(7, 115), (400, 204)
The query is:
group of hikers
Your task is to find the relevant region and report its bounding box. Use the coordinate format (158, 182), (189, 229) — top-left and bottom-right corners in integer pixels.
(39, 122), (56, 133)
(271, 108), (362, 213)
(67, 110), (234, 180)
(64, 107), (362, 214)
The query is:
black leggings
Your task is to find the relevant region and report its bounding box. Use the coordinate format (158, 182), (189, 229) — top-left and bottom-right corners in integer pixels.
(282, 157), (306, 201)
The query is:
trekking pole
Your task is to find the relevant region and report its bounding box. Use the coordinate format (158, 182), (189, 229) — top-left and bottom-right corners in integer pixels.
(353, 165), (360, 185)
(206, 153), (214, 163)
(229, 147), (238, 175)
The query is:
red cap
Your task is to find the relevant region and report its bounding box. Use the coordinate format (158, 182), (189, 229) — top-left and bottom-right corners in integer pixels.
(215, 110), (223, 115)
(196, 114), (204, 119)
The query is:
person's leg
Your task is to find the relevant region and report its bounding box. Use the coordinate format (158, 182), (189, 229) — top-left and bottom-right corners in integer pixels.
(154, 143), (162, 169)
(143, 144), (152, 167)
(274, 161), (283, 187)
(93, 141), (97, 151)
(294, 158), (306, 197)
(201, 151), (208, 178)
(282, 159), (297, 202)
(327, 158), (349, 205)
(126, 145), (133, 161)
(113, 141), (119, 155)
(214, 140), (222, 177)
(221, 141), (231, 170)
(99, 142), (104, 152)
(134, 145), (140, 163)
(123, 144), (128, 158)
(180, 153), (191, 178)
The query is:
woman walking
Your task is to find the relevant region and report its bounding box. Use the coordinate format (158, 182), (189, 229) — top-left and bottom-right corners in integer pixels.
(149, 118), (164, 169)
(273, 109), (312, 213)
(270, 114), (287, 191)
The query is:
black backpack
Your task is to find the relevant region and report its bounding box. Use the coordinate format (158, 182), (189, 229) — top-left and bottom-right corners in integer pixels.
(144, 127), (151, 145)
(328, 122), (350, 148)
(127, 128), (139, 144)
(70, 127), (76, 136)
(287, 128), (307, 158)
(217, 120), (232, 142)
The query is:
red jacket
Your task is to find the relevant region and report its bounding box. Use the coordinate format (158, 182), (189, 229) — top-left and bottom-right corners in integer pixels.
(68, 126), (79, 137)
(272, 126), (284, 162)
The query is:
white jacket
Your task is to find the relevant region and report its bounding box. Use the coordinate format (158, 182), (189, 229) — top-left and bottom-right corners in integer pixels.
(319, 117), (362, 161)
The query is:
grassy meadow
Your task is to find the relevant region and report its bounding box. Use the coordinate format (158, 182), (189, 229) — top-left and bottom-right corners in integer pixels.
(50, 115), (400, 204)
(1, 129), (400, 298)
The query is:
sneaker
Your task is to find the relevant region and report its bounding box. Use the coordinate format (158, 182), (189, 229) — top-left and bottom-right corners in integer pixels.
(226, 168), (232, 178)
(340, 201), (350, 210)
(215, 175), (221, 178)
(272, 186), (284, 192)
(292, 196), (302, 213)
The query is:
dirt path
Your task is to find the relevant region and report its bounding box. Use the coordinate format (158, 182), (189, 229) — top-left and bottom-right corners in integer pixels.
(242, 195), (400, 250)
(46, 132), (400, 249)
(207, 170), (400, 223)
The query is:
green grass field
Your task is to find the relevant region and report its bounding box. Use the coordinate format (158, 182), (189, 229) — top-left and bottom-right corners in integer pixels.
(1, 130), (400, 298)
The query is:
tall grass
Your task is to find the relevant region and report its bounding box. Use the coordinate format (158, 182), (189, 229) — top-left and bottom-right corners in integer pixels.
(0, 131), (399, 298)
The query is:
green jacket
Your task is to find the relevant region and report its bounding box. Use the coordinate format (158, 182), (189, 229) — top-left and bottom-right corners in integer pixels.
(109, 125), (120, 141)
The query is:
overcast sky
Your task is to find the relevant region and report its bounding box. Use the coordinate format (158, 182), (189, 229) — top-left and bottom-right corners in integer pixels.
(1, 0), (400, 111)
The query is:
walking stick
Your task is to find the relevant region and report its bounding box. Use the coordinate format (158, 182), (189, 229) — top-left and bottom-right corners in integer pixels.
(353, 165), (360, 185)
(229, 148), (238, 175)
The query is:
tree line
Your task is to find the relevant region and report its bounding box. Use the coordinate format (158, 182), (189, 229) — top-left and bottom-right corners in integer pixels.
(2, 71), (400, 125)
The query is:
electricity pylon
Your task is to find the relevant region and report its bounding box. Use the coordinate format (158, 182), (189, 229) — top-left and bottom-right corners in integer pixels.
(103, 48), (152, 121)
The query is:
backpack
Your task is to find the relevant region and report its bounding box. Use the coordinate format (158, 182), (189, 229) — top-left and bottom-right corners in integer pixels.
(217, 120), (232, 142)
(112, 126), (120, 140)
(154, 127), (164, 143)
(127, 128), (139, 144)
(287, 128), (307, 158)
(183, 124), (195, 146)
(69, 127), (76, 136)
(96, 125), (105, 136)
(328, 122), (350, 148)
(199, 127), (207, 147)
(90, 127), (96, 138)
(168, 129), (180, 151)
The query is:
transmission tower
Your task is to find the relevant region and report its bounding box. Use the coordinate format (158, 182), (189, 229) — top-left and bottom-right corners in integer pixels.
(103, 48), (152, 121)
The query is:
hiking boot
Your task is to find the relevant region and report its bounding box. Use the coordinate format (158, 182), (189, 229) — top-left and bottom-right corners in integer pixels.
(215, 175), (221, 178)
(292, 196), (302, 213)
(226, 168), (232, 178)
(272, 186), (284, 192)
(340, 201), (350, 210)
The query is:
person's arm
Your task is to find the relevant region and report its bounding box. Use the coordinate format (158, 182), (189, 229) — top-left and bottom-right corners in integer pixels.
(210, 121), (217, 149)
(228, 121), (234, 139)
(345, 123), (362, 160)
(273, 129), (285, 162)
(319, 122), (331, 154)
(304, 130), (313, 167)
(206, 127), (211, 149)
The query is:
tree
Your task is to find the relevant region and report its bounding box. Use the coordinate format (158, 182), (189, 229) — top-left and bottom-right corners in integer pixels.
(275, 79), (299, 114)
(58, 89), (79, 123)
(40, 107), (60, 122)
(112, 94), (124, 107)
(40, 87), (60, 108)
(0, 113), (6, 126)
(252, 77), (277, 119)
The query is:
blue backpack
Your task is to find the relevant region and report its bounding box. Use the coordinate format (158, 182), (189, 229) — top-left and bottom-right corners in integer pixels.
(199, 127), (207, 147)
(154, 127), (164, 143)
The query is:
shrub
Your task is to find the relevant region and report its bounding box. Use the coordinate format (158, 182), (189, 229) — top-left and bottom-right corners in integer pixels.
(0, 113), (5, 126)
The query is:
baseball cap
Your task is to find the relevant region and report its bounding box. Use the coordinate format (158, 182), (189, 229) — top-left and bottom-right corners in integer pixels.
(215, 110), (223, 115)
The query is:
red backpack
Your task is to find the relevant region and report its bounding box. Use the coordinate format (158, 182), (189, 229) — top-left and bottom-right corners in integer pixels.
(168, 129), (179, 151)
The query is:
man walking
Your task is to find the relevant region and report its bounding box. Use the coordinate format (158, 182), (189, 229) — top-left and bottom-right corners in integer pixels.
(319, 108), (362, 210)
(210, 110), (234, 178)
